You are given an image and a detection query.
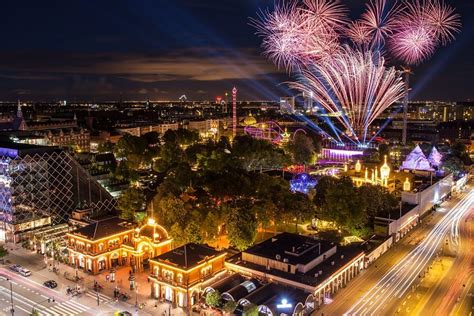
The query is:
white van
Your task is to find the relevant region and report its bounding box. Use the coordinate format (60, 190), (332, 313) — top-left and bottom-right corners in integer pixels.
(18, 268), (31, 277)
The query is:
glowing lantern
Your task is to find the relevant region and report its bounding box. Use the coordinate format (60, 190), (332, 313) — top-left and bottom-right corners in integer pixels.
(355, 160), (361, 173)
(380, 155), (391, 180)
(403, 177), (411, 191)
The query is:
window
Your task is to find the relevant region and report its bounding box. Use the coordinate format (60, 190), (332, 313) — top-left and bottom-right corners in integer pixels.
(98, 243), (104, 252)
(162, 269), (174, 281)
(201, 265), (212, 278)
(177, 273), (183, 284)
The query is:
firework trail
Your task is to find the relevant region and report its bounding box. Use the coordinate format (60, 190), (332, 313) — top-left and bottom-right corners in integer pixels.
(290, 46), (406, 142)
(252, 0), (460, 142)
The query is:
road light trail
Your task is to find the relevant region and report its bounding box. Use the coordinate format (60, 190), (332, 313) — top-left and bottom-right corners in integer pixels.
(345, 189), (474, 315)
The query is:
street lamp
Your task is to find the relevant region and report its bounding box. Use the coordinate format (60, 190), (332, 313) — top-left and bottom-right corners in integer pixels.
(0, 277), (14, 315)
(135, 283), (139, 308)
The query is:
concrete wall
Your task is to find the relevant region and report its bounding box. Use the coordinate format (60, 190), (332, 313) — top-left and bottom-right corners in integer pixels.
(387, 205), (419, 236)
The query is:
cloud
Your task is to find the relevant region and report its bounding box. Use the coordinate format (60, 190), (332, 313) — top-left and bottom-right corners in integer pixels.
(0, 48), (279, 83)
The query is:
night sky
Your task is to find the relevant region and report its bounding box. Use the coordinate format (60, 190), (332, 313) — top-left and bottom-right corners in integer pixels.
(0, 0), (473, 101)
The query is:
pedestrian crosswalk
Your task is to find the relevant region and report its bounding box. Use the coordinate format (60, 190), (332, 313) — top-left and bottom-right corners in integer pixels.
(85, 290), (112, 304)
(47, 300), (90, 315)
(0, 283), (91, 315)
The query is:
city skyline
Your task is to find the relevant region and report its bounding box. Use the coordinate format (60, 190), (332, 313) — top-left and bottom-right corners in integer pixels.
(0, 0), (473, 101)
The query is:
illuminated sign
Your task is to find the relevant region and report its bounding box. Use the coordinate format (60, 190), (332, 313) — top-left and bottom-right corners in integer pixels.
(277, 299), (292, 309)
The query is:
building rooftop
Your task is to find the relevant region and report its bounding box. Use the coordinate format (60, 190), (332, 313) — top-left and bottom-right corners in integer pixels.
(228, 243), (364, 288)
(0, 141), (60, 158)
(70, 216), (134, 241)
(244, 232), (335, 266)
(152, 243), (224, 270)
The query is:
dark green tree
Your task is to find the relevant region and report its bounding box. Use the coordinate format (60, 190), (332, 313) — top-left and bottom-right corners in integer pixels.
(227, 208), (258, 251)
(114, 134), (148, 169)
(205, 290), (221, 308)
(222, 301), (237, 315)
(117, 187), (145, 222)
(142, 131), (160, 146)
(0, 245), (8, 258)
(97, 141), (114, 153)
(378, 143), (390, 161)
(286, 133), (315, 165)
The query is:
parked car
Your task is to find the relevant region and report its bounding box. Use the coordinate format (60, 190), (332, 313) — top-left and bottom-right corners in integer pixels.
(9, 264), (20, 272)
(18, 268), (31, 277)
(44, 280), (57, 289)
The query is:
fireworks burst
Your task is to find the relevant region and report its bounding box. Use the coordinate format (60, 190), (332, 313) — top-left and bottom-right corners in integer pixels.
(347, 20), (372, 47)
(426, 0), (461, 45)
(360, 0), (399, 47)
(302, 0), (349, 32)
(251, 1), (338, 72)
(252, 0), (460, 142)
(290, 46), (406, 142)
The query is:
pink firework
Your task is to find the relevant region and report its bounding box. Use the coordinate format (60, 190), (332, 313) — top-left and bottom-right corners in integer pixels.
(426, 0), (461, 45)
(290, 46), (405, 141)
(389, 0), (436, 65)
(251, 0), (339, 71)
(251, 1), (306, 71)
(302, 0), (349, 32)
(389, 25), (436, 65)
(347, 20), (372, 47)
(360, 0), (399, 47)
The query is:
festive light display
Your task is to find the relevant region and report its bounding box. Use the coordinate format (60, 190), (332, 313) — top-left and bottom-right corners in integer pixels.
(401, 145), (433, 171)
(428, 146), (443, 167)
(290, 46), (405, 141)
(244, 121), (284, 143)
(290, 173), (318, 194)
(252, 0), (461, 143)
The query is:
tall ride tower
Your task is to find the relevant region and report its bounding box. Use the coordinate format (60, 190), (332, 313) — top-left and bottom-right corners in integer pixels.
(402, 67), (412, 146)
(232, 87), (237, 138)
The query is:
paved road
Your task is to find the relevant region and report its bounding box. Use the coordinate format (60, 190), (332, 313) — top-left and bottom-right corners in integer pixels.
(416, 204), (473, 316)
(0, 269), (91, 315)
(345, 186), (473, 315)
(315, 184), (472, 316)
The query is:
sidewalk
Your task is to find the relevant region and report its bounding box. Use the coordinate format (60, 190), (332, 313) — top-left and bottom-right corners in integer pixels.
(2, 245), (188, 315)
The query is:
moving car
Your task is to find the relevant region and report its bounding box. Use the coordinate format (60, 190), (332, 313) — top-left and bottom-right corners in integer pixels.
(18, 268), (31, 277)
(44, 280), (58, 289)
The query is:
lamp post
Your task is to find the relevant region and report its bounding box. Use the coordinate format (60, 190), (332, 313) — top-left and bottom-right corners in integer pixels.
(0, 277), (14, 315)
(135, 283), (139, 308)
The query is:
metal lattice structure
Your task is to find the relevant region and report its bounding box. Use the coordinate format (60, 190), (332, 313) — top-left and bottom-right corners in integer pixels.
(0, 147), (115, 242)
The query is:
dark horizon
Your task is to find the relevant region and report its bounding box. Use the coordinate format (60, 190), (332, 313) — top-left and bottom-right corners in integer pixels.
(0, 0), (473, 102)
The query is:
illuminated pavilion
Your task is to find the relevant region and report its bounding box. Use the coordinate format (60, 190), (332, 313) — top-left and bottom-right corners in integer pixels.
(66, 217), (172, 274)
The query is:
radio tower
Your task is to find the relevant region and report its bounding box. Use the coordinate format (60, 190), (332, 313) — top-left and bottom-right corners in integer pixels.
(232, 87), (237, 138)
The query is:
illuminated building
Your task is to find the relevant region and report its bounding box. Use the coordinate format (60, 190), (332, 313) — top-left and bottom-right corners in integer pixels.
(0, 142), (114, 243)
(401, 145), (433, 171)
(226, 233), (365, 311)
(148, 243), (226, 308)
(243, 113), (257, 126)
(280, 97), (295, 114)
(0, 103), (90, 152)
(427, 146), (442, 168)
(67, 218), (171, 274)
